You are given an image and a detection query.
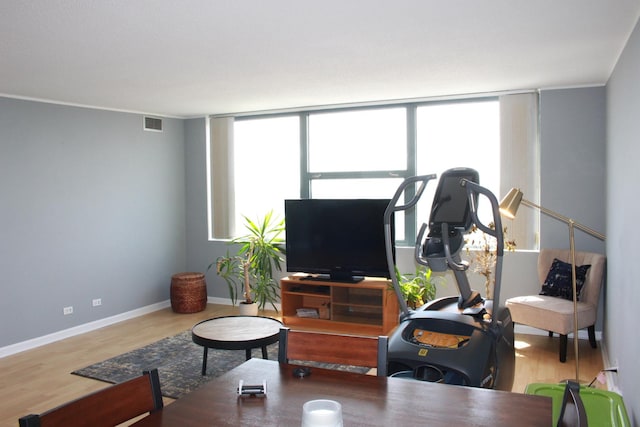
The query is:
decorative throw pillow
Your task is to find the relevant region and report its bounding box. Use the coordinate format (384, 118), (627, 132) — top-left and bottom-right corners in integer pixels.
(539, 258), (591, 301)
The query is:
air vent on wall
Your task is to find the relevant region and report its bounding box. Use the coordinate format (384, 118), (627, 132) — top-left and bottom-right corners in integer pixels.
(144, 116), (163, 132)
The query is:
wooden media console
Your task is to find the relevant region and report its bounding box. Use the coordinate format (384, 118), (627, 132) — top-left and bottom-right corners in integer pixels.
(280, 275), (400, 336)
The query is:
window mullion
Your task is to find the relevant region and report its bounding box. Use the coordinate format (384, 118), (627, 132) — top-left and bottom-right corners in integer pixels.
(309, 170), (407, 180)
(404, 106), (417, 245)
(300, 113), (310, 198)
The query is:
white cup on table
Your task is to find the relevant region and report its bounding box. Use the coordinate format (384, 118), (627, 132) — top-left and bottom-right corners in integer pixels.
(301, 399), (343, 427)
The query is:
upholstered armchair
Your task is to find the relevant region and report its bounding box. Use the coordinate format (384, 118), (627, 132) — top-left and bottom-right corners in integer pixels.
(506, 249), (606, 362)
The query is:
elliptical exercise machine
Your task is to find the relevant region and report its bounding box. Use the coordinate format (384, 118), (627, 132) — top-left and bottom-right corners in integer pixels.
(383, 167), (515, 391)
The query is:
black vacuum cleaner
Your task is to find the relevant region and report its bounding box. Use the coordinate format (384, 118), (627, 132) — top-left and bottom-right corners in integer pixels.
(383, 167), (515, 391)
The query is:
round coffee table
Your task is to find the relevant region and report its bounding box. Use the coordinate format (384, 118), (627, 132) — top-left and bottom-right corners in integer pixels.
(192, 315), (283, 375)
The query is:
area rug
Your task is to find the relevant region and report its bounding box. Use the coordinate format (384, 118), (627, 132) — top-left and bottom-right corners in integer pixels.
(72, 330), (279, 399)
(72, 330), (369, 399)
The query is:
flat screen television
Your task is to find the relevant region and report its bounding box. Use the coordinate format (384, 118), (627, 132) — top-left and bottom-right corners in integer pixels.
(284, 199), (395, 282)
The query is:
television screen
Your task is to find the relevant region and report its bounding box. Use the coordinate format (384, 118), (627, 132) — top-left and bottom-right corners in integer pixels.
(284, 199), (394, 282)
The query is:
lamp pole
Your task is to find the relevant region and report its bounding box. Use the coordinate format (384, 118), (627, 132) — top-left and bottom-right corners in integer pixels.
(569, 220), (579, 382)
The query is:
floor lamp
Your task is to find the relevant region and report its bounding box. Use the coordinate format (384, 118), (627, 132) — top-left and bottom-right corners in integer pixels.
(499, 188), (605, 382)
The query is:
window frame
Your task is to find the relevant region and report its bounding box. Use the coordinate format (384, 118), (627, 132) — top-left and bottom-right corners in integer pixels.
(221, 92), (539, 249)
(233, 97), (500, 246)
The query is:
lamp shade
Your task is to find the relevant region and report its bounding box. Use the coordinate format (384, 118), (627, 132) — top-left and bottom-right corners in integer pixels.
(499, 188), (523, 219)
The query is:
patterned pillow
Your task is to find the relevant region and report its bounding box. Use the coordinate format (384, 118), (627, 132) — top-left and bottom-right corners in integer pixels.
(539, 258), (591, 301)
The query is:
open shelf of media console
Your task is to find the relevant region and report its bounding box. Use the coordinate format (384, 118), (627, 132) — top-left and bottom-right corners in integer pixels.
(280, 275), (400, 336)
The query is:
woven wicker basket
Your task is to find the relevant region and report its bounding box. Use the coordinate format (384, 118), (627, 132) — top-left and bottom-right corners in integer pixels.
(170, 272), (207, 313)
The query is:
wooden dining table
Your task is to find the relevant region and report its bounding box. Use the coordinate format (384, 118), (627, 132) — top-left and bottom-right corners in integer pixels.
(131, 358), (551, 426)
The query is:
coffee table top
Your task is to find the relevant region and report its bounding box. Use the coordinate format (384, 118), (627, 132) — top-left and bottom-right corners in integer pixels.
(191, 315), (282, 350)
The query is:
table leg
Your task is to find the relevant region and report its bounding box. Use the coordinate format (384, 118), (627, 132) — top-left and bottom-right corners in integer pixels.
(245, 348), (251, 360)
(202, 347), (208, 376)
(262, 346), (268, 359)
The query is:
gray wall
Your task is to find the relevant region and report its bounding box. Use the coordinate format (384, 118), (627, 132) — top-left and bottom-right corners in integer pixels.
(538, 87), (608, 332)
(539, 88), (607, 254)
(606, 17), (640, 424)
(185, 117), (209, 268)
(0, 98), (187, 347)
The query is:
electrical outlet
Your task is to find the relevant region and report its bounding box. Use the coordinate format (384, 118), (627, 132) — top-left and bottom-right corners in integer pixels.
(63, 306), (73, 315)
(92, 298), (102, 307)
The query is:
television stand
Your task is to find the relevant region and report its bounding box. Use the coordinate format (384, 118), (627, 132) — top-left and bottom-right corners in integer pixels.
(280, 276), (400, 335)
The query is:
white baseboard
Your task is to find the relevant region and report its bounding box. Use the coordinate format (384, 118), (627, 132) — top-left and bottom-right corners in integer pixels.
(1, 297), (282, 359)
(599, 340), (622, 394)
(207, 296), (282, 312)
(0, 300), (170, 359)
(207, 296), (232, 305)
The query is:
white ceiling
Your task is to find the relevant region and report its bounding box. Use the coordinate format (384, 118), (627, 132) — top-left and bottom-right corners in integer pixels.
(2, 1), (639, 118)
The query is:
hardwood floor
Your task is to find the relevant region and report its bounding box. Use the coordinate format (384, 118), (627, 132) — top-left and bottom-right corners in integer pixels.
(511, 332), (605, 393)
(0, 303), (604, 426)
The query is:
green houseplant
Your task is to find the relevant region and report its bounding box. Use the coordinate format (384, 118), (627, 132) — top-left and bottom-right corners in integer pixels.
(393, 265), (438, 309)
(210, 211), (286, 312)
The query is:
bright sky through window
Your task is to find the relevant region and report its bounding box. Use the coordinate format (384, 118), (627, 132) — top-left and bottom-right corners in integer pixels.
(231, 99), (500, 244)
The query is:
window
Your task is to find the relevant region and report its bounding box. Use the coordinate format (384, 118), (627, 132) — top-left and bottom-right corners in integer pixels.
(212, 94), (538, 248)
(305, 107), (409, 241)
(233, 116), (300, 224)
(415, 100), (500, 229)
(308, 108), (407, 173)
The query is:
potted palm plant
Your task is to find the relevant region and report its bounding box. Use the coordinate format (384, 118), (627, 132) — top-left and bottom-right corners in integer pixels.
(210, 211), (286, 314)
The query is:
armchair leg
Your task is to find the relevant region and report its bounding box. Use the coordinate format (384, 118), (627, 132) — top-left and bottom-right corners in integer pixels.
(548, 331), (553, 337)
(588, 325), (597, 348)
(559, 334), (567, 363)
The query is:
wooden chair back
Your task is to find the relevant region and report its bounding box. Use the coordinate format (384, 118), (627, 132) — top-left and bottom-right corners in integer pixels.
(19, 369), (163, 427)
(278, 328), (388, 376)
